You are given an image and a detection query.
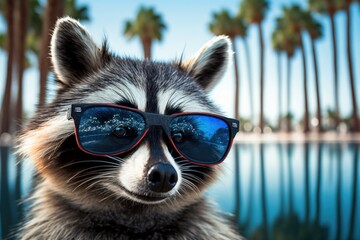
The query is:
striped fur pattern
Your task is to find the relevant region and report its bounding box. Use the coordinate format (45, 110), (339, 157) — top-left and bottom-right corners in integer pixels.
(17, 17), (242, 239)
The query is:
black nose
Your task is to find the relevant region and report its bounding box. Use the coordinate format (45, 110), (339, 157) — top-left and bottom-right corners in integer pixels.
(147, 163), (178, 193)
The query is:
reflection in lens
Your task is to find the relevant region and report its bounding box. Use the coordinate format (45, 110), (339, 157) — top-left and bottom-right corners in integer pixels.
(170, 115), (230, 164)
(78, 107), (145, 154)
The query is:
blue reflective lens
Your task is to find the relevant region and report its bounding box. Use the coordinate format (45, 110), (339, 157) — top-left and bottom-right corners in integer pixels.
(170, 115), (230, 164)
(78, 107), (146, 155)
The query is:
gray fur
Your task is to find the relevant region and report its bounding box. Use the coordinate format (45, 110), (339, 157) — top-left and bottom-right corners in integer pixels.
(18, 17), (242, 240)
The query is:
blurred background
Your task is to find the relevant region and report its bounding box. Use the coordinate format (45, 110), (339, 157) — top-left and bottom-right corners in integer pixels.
(0, 0), (360, 239)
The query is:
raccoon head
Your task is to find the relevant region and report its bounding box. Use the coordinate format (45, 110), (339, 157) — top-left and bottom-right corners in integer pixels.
(19, 17), (231, 213)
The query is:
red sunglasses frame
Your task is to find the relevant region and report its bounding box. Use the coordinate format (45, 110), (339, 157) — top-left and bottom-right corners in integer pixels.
(67, 103), (239, 166)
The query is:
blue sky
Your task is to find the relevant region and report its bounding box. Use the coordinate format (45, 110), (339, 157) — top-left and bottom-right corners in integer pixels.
(0, 0), (359, 125)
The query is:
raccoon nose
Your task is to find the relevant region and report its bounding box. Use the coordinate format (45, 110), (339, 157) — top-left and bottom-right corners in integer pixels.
(147, 163), (178, 193)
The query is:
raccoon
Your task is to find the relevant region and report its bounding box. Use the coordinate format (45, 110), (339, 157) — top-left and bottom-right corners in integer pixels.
(18, 17), (242, 240)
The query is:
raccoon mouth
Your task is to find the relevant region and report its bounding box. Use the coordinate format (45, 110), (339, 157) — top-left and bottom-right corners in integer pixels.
(117, 183), (169, 203)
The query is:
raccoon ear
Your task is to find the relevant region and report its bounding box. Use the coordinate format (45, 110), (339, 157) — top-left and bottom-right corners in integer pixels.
(50, 17), (111, 89)
(181, 36), (231, 91)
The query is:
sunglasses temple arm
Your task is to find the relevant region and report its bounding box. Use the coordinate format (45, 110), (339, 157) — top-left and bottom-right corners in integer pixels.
(67, 107), (73, 120)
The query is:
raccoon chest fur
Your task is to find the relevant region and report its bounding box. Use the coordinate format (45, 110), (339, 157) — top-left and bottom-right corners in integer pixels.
(18, 17), (242, 240)
(21, 186), (239, 240)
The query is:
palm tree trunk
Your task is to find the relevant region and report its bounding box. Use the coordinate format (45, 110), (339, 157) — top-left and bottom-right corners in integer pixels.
(299, 33), (309, 133)
(329, 11), (340, 128)
(15, 0), (28, 131)
(243, 38), (254, 123)
(1, 0), (15, 135)
(286, 54), (292, 133)
(277, 51), (282, 131)
(345, 2), (360, 132)
(257, 22), (265, 133)
(1, 1), (14, 237)
(14, 0), (29, 225)
(231, 38), (240, 119)
(311, 38), (322, 133)
(38, 0), (64, 107)
(141, 38), (152, 60)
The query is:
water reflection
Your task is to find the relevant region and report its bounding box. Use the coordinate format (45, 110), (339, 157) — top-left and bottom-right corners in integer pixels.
(208, 142), (360, 240)
(348, 145), (358, 240)
(1, 143), (360, 239)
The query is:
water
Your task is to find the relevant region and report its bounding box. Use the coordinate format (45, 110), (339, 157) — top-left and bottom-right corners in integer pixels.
(207, 143), (360, 240)
(1, 143), (359, 239)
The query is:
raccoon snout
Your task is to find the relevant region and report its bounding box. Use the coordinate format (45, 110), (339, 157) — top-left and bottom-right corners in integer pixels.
(147, 163), (178, 193)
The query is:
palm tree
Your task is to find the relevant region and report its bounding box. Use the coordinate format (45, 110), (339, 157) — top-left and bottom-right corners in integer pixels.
(239, 0), (268, 133)
(65, 0), (89, 21)
(344, 0), (359, 131)
(0, 0), (4, 16)
(209, 11), (246, 224)
(14, 0), (29, 227)
(209, 10), (246, 119)
(1, 0), (14, 237)
(15, 0), (29, 131)
(0, 0), (43, 63)
(275, 17), (298, 132)
(38, 0), (90, 107)
(303, 11), (323, 132)
(308, 0), (343, 129)
(124, 7), (166, 60)
(38, 0), (65, 107)
(1, 0), (14, 136)
(271, 25), (285, 131)
(237, 17), (254, 124)
(282, 5), (310, 133)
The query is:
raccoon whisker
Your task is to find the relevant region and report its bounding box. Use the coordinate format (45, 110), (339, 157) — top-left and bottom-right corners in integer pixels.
(175, 161), (193, 167)
(71, 175), (111, 192)
(177, 162), (193, 168)
(66, 165), (115, 183)
(173, 188), (186, 202)
(174, 158), (189, 163)
(99, 191), (119, 203)
(181, 178), (201, 193)
(182, 169), (216, 182)
(180, 183), (200, 198)
(86, 176), (114, 190)
(61, 159), (121, 169)
(181, 172), (203, 181)
(69, 176), (104, 190)
(67, 172), (116, 193)
(163, 197), (177, 209)
(48, 132), (74, 159)
(69, 170), (115, 185)
(70, 168), (117, 184)
(181, 173), (207, 186)
(183, 174), (207, 185)
(173, 155), (186, 160)
(106, 155), (125, 164)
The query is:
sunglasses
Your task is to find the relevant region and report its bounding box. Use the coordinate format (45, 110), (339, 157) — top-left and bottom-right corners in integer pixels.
(67, 104), (239, 166)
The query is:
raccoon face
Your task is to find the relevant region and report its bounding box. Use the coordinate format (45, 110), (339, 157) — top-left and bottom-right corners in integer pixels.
(19, 17), (231, 212)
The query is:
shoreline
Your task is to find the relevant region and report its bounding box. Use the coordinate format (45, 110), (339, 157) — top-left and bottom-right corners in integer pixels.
(234, 132), (360, 143)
